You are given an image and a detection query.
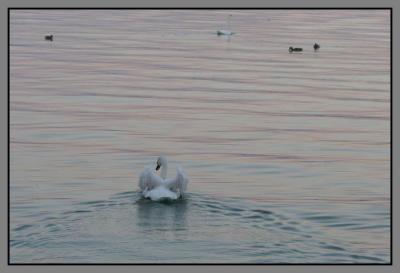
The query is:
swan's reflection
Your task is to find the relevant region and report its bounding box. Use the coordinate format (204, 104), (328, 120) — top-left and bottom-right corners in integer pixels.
(135, 197), (189, 238)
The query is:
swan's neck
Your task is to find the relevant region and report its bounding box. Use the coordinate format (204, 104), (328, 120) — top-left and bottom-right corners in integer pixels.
(161, 162), (168, 180)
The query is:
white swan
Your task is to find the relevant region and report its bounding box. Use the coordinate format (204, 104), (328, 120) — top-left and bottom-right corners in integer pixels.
(138, 156), (189, 201)
(217, 14), (234, 36)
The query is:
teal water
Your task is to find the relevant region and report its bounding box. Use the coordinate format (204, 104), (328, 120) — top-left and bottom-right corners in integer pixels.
(11, 192), (390, 263)
(10, 10), (390, 263)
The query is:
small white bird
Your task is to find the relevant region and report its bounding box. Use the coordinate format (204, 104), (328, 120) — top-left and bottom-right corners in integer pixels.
(139, 156), (189, 201)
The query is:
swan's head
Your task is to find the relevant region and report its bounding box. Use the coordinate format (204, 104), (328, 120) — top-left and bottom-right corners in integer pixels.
(156, 156), (167, 171)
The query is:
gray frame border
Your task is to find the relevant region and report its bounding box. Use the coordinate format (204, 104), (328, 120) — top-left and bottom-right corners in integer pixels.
(1, 0), (398, 272)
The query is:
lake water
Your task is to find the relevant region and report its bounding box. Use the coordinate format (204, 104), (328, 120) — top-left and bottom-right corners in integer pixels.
(9, 9), (391, 263)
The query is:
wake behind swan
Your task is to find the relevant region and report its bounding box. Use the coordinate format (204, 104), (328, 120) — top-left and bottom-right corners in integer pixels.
(139, 156), (189, 201)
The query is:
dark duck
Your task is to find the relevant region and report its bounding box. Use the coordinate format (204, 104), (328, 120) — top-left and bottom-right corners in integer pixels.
(289, 46), (302, 53)
(44, 35), (53, 41)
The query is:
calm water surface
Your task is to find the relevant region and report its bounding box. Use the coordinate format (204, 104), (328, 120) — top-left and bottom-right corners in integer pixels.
(10, 10), (390, 263)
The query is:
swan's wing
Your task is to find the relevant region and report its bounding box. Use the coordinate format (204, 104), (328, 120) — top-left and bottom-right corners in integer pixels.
(164, 166), (189, 195)
(138, 167), (163, 191)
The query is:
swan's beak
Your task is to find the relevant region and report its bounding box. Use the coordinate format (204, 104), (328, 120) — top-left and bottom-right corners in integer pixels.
(156, 164), (160, 171)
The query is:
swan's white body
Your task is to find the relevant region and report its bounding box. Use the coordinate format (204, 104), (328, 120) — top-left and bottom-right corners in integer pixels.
(217, 30), (234, 36)
(139, 156), (189, 201)
(217, 14), (234, 36)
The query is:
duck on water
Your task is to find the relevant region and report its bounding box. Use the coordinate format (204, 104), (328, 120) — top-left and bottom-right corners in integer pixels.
(289, 47), (302, 53)
(44, 35), (53, 41)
